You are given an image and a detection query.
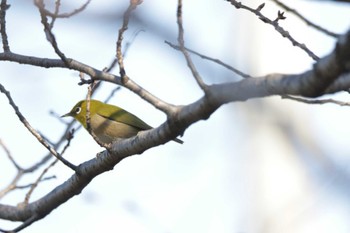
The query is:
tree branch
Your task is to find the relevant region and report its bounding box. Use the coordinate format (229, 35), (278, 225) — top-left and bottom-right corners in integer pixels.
(176, 0), (207, 91)
(270, 0), (339, 38)
(225, 0), (319, 61)
(0, 0), (10, 52)
(39, 0), (91, 19)
(282, 95), (350, 106)
(165, 40), (252, 79)
(0, 52), (177, 115)
(116, 0), (141, 79)
(0, 83), (77, 171)
(34, 0), (70, 66)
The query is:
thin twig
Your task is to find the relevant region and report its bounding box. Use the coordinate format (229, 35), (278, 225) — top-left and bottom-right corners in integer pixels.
(123, 29), (144, 58)
(0, 51), (177, 114)
(23, 130), (74, 204)
(0, 0), (10, 52)
(16, 176), (56, 189)
(41, 0), (91, 18)
(0, 175), (55, 199)
(106, 29), (145, 73)
(225, 0), (319, 61)
(38, 130), (55, 146)
(282, 95), (350, 106)
(49, 0), (61, 28)
(23, 118), (77, 174)
(34, 0), (70, 66)
(176, 0), (207, 91)
(22, 174), (57, 201)
(0, 83), (77, 171)
(6, 214), (40, 233)
(0, 172), (22, 199)
(0, 138), (21, 170)
(0, 122), (75, 199)
(116, 0), (142, 79)
(104, 87), (122, 103)
(165, 40), (252, 79)
(271, 0), (339, 38)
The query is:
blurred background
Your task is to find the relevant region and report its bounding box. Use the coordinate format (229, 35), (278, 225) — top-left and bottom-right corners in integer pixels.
(0, 0), (350, 232)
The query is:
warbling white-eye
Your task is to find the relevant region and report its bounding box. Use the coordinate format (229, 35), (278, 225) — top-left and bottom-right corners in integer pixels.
(61, 99), (183, 144)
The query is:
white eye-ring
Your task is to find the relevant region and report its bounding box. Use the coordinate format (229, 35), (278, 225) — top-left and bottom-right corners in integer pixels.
(75, 107), (81, 114)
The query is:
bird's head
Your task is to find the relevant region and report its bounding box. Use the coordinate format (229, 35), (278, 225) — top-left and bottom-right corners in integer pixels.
(61, 100), (103, 128)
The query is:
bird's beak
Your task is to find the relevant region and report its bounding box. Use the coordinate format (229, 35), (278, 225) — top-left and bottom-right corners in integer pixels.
(61, 112), (72, 118)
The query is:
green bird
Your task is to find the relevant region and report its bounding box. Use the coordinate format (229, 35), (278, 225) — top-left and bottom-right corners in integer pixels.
(61, 99), (183, 144)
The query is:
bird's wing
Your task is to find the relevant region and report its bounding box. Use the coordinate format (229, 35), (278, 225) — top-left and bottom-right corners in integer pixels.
(97, 104), (152, 130)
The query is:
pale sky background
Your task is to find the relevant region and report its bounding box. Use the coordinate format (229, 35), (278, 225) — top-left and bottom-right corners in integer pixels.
(0, 0), (350, 232)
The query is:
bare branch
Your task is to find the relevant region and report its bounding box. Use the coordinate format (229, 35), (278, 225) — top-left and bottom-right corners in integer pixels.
(116, 0), (142, 79)
(110, 1), (179, 115)
(23, 130), (73, 205)
(0, 124), (74, 199)
(282, 95), (350, 106)
(270, 0), (340, 38)
(165, 40), (252, 79)
(49, 0), (61, 28)
(104, 87), (122, 103)
(0, 83), (77, 171)
(34, 0), (70, 66)
(0, 24), (349, 110)
(0, 0), (10, 52)
(0, 168), (53, 200)
(225, 0), (319, 61)
(17, 176), (56, 189)
(109, 1), (178, 116)
(5, 214), (40, 233)
(106, 29), (145, 73)
(0, 172), (22, 199)
(0, 139), (21, 170)
(0, 175), (55, 200)
(0, 52), (177, 114)
(40, 0), (91, 19)
(176, 0), (207, 91)
(195, 29), (350, 103)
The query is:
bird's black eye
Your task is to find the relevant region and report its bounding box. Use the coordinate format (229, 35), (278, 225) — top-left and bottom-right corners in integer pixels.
(75, 107), (81, 114)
